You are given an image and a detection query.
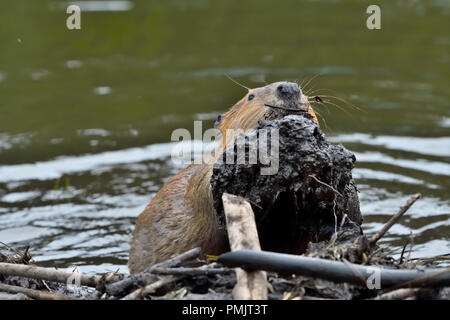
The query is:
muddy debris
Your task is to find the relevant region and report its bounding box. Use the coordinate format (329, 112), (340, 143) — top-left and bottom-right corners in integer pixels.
(211, 114), (362, 255)
(1, 231), (449, 300)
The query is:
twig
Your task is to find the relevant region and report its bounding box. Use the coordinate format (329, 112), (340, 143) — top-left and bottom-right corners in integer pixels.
(366, 247), (383, 264)
(0, 283), (78, 300)
(105, 247), (201, 297)
(412, 254), (450, 261)
(0, 262), (102, 287)
(342, 259), (367, 287)
(370, 193), (421, 245)
(387, 268), (450, 291)
(121, 276), (178, 300)
(406, 233), (415, 266)
(374, 288), (418, 300)
(0, 292), (31, 300)
(222, 193), (268, 300)
(152, 247), (202, 269)
(308, 175), (343, 197)
(0, 241), (23, 256)
(0, 242), (32, 264)
(399, 238), (410, 264)
(88, 271), (120, 299)
(152, 267), (232, 276)
(120, 263), (229, 299)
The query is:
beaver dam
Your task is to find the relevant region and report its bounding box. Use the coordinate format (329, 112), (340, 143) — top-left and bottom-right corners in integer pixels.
(0, 115), (449, 300)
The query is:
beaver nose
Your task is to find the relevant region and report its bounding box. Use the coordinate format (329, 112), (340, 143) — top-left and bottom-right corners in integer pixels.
(276, 82), (300, 101)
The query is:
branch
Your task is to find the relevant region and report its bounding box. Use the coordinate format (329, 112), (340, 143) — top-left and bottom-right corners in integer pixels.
(370, 193), (421, 245)
(105, 247), (201, 297)
(218, 250), (450, 289)
(374, 288), (418, 300)
(0, 262), (102, 288)
(0, 283), (78, 300)
(121, 276), (178, 300)
(222, 193), (268, 300)
(152, 266), (232, 276)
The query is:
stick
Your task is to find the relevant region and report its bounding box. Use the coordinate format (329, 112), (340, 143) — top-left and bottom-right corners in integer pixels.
(153, 247), (202, 269)
(374, 288), (418, 300)
(308, 175), (343, 197)
(120, 263), (227, 299)
(105, 247), (201, 297)
(0, 263), (102, 288)
(152, 267), (232, 276)
(370, 193), (421, 245)
(412, 254), (450, 261)
(387, 268), (450, 290)
(0, 292), (31, 300)
(222, 193), (268, 300)
(121, 276), (178, 300)
(218, 250), (450, 288)
(0, 283), (78, 300)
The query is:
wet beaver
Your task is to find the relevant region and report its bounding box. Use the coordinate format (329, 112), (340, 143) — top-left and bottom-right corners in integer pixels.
(128, 82), (319, 273)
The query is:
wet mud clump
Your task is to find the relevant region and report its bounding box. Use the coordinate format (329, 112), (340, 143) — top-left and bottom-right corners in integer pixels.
(211, 114), (362, 254)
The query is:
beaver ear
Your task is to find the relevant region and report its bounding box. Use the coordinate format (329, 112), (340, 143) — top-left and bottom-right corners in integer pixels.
(214, 114), (223, 129)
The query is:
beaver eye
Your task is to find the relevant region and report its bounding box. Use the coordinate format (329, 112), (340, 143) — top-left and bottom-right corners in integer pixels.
(248, 94), (255, 101)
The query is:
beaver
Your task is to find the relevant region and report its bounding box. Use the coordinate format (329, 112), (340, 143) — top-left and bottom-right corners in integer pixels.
(128, 81), (320, 273)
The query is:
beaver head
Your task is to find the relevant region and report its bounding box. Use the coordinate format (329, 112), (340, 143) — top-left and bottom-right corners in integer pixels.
(215, 81), (319, 149)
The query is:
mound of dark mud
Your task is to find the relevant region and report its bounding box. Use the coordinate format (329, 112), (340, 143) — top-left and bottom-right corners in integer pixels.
(211, 114), (362, 254)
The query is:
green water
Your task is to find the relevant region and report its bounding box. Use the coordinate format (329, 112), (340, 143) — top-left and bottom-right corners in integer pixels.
(0, 0), (448, 272)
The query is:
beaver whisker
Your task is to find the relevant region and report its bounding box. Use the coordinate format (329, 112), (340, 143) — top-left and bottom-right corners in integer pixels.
(314, 95), (363, 112)
(301, 74), (321, 92)
(311, 109), (328, 130)
(240, 109), (258, 129)
(235, 105), (262, 130)
(318, 99), (355, 120)
(245, 108), (266, 129)
(306, 89), (363, 113)
(307, 88), (339, 95)
(224, 73), (250, 90)
(306, 93), (353, 116)
(264, 104), (308, 113)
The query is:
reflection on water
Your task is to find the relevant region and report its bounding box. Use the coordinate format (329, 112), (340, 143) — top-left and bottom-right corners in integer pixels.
(0, 0), (449, 273)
